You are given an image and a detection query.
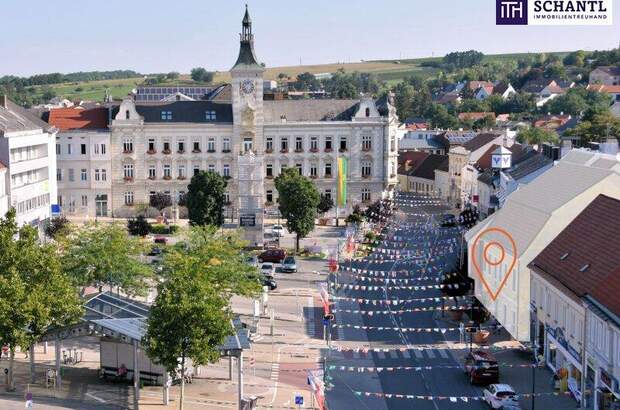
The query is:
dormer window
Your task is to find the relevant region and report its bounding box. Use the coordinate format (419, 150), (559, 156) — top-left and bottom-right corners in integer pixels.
(161, 111), (172, 121)
(205, 110), (217, 121)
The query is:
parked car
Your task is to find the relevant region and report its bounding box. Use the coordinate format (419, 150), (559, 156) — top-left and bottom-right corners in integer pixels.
(464, 350), (499, 385)
(483, 384), (519, 409)
(245, 255), (259, 267)
(261, 263), (275, 277)
(272, 224), (284, 237)
(148, 247), (163, 256)
(154, 236), (168, 244)
(440, 214), (456, 227)
(281, 256), (297, 273)
(258, 248), (286, 263)
(262, 277), (277, 290)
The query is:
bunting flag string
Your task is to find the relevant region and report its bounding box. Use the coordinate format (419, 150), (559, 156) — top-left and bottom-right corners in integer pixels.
(330, 323), (499, 333)
(352, 389), (583, 402)
(340, 271), (460, 283)
(333, 305), (474, 315)
(331, 282), (470, 292)
(335, 294), (472, 305)
(338, 265), (450, 277)
(328, 344), (528, 353)
(329, 363), (541, 372)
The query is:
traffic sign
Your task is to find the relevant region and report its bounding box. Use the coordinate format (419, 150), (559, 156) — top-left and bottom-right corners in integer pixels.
(294, 393), (304, 405)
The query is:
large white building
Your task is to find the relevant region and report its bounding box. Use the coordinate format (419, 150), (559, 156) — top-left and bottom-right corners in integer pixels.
(465, 150), (620, 342)
(102, 7), (398, 242)
(0, 95), (58, 229)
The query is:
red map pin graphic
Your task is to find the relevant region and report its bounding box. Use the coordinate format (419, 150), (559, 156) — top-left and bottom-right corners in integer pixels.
(471, 227), (517, 301)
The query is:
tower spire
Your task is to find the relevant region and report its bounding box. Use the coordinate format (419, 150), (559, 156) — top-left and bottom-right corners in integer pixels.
(232, 5), (262, 70)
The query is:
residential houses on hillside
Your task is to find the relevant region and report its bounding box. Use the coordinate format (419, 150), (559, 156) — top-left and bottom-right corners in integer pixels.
(589, 66), (620, 86)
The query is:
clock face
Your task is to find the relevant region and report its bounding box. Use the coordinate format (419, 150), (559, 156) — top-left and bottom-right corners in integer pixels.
(241, 79), (255, 95)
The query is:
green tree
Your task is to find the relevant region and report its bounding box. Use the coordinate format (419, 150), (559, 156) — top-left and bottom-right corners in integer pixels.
(0, 209), (82, 390)
(61, 223), (152, 296)
(127, 215), (151, 237)
(274, 168), (320, 253)
(393, 82), (415, 120)
(563, 50), (587, 67)
(317, 194), (334, 215)
(565, 111), (620, 144)
(425, 103), (459, 129)
(473, 114), (496, 131)
(294, 72), (320, 91)
(190, 67), (214, 83)
(517, 127), (559, 149)
(143, 227), (261, 410)
(186, 171), (227, 226)
(167, 71), (180, 80)
(150, 192), (172, 215)
(45, 215), (72, 240)
(345, 205), (365, 225)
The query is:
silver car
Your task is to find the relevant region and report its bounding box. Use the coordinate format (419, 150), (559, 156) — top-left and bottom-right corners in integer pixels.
(281, 256), (297, 273)
(483, 384), (520, 409)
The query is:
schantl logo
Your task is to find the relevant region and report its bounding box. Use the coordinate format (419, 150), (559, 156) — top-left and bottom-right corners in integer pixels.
(533, 0), (608, 12)
(497, 0), (529, 25)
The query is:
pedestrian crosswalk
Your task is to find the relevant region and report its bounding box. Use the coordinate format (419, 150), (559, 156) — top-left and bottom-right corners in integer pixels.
(334, 348), (453, 362)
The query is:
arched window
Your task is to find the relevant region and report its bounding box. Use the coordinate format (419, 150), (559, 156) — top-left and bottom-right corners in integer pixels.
(365, 107), (370, 117)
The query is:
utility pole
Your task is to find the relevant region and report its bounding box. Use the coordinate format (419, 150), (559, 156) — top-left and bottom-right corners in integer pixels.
(531, 305), (539, 410)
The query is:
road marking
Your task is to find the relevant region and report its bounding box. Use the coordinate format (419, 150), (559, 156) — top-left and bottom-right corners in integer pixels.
(85, 392), (107, 403)
(388, 350), (398, 359)
(376, 351), (385, 359)
(413, 349), (423, 358)
(426, 349), (435, 359)
(438, 349), (449, 359)
(402, 350), (411, 359)
(352, 351), (359, 359)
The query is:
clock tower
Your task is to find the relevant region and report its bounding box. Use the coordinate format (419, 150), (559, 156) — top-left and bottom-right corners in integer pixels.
(231, 5), (265, 246)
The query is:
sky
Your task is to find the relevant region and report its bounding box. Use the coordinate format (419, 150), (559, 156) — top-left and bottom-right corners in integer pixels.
(1, 0), (618, 77)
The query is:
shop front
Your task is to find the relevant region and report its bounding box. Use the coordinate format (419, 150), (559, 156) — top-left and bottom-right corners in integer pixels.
(596, 368), (620, 410)
(546, 326), (582, 402)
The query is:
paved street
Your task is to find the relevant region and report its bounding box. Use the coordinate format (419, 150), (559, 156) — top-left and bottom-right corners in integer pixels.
(325, 192), (577, 410)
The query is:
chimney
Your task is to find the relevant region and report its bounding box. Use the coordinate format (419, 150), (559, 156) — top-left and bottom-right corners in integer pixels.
(0, 95), (7, 109)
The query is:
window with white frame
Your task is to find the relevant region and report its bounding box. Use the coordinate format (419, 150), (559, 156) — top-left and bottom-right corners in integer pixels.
(56, 168), (62, 181)
(148, 165), (156, 179)
(325, 162), (332, 177)
(295, 136), (303, 151)
(124, 191), (134, 206)
(68, 168), (75, 182)
(361, 188), (371, 202)
(163, 164), (171, 178)
(123, 138), (133, 153)
(310, 136), (318, 151)
(281, 137), (288, 152)
(266, 137), (273, 152)
(362, 135), (372, 151)
(67, 144), (72, 155)
(361, 161), (372, 177)
(222, 137), (231, 152)
(81, 195), (88, 207)
(296, 163), (303, 175)
(56, 144), (61, 155)
(339, 136), (347, 151)
(177, 140), (185, 153)
(223, 164), (230, 177)
(81, 169), (87, 181)
(207, 138), (215, 152)
(266, 190), (273, 203)
(193, 165), (200, 176)
(208, 164), (215, 173)
(161, 111), (172, 120)
(178, 165), (186, 178)
(193, 141), (200, 152)
(266, 164), (273, 177)
(148, 139), (155, 152)
(101, 169), (107, 181)
(324, 189), (332, 201)
(205, 110), (216, 120)
(224, 192), (230, 203)
(325, 136), (333, 151)
(101, 144), (106, 155)
(123, 164), (134, 179)
(310, 163), (317, 177)
(163, 141), (171, 153)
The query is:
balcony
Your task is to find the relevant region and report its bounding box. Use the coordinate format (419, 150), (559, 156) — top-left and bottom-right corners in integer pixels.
(310, 148), (319, 153)
(265, 148), (273, 154)
(147, 149), (156, 155)
(123, 150), (134, 155)
(163, 175), (172, 180)
(310, 175), (318, 179)
(177, 150), (185, 155)
(339, 148), (348, 153)
(265, 175), (274, 179)
(123, 176), (134, 182)
(324, 174), (333, 179)
(207, 149), (216, 153)
(148, 176), (156, 180)
(162, 149), (171, 155)
(192, 148), (201, 154)
(294, 148), (304, 153)
(324, 148), (333, 153)
(362, 174), (372, 179)
(362, 146), (372, 152)
(177, 176), (187, 180)
(280, 148), (289, 154)
(222, 149), (231, 153)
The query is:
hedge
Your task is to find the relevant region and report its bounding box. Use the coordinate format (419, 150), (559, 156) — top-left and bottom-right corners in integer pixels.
(149, 224), (180, 235)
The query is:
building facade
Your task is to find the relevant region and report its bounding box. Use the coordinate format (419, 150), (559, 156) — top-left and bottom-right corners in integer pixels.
(0, 95), (57, 229)
(50, 107), (112, 217)
(106, 8), (398, 233)
(0, 162), (7, 217)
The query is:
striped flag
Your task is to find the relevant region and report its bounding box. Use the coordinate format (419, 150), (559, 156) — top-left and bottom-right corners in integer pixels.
(337, 157), (348, 207)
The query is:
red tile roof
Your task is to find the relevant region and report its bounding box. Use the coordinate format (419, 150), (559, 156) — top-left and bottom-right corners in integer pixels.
(528, 194), (620, 317)
(475, 143), (525, 169)
(586, 84), (620, 94)
(398, 151), (429, 169)
(462, 132), (501, 152)
(47, 107), (109, 130)
(468, 81), (494, 91)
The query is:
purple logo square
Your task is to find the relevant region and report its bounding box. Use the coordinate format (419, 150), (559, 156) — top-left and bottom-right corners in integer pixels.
(496, 0), (528, 25)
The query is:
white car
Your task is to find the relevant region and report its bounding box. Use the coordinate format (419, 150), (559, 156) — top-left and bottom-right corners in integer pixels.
(483, 384), (520, 409)
(272, 224), (284, 237)
(261, 263), (275, 277)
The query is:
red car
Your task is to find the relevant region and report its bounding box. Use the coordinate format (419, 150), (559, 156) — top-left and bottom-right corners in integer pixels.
(154, 237), (168, 244)
(258, 248), (286, 263)
(464, 350), (499, 385)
